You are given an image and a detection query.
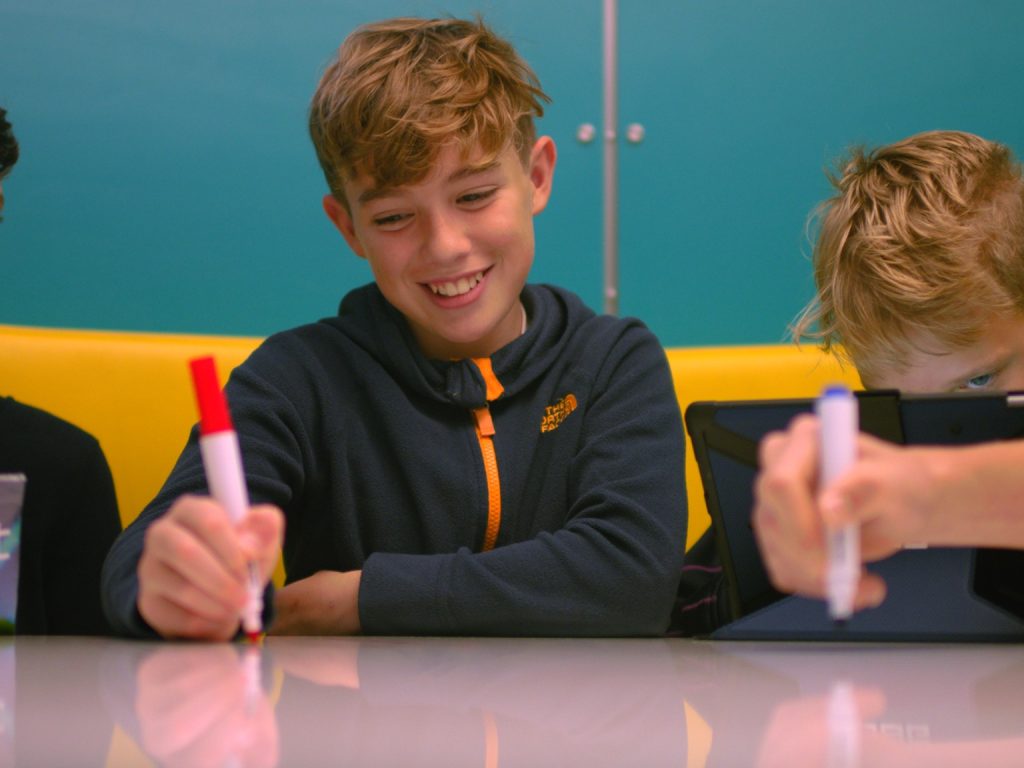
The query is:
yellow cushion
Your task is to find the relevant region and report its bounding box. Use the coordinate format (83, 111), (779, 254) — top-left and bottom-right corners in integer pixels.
(0, 324), (260, 527)
(666, 345), (860, 548)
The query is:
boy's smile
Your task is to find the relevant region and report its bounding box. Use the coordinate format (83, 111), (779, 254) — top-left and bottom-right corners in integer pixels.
(427, 269), (486, 300)
(324, 138), (556, 360)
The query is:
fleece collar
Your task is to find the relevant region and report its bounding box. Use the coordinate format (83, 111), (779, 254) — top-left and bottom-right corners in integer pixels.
(328, 283), (590, 410)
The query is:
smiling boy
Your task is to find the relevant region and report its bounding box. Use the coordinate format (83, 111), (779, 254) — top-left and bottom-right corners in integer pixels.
(752, 130), (1024, 614)
(101, 17), (688, 640)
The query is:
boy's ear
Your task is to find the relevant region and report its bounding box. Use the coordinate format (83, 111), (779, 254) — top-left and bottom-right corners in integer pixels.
(527, 136), (557, 215)
(322, 194), (366, 259)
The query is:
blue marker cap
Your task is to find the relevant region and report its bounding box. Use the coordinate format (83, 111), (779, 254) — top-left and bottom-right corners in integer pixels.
(822, 384), (851, 398)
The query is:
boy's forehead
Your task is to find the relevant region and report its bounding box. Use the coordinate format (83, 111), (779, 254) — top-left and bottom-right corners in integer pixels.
(868, 353), (966, 392)
(866, 313), (1024, 391)
(346, 142), (510, 204)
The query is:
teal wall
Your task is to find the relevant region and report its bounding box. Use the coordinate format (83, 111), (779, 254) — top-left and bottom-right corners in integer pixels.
(3, 1), (1024, 345)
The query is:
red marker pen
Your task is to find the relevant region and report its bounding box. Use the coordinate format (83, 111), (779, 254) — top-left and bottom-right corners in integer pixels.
(189, 356), (263, 641)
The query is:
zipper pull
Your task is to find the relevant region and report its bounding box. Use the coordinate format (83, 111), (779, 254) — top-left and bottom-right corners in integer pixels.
(473, 406), (495, 437)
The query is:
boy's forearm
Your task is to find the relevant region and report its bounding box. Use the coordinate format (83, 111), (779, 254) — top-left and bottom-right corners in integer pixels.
(925, 441), (1024, 549)
(358, 523), (682, 637)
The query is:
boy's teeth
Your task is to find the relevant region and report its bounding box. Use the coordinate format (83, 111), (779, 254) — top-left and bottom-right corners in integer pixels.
(430, 271), (484, 297)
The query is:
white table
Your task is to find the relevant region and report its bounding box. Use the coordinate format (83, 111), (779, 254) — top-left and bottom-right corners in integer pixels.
(3, 635), (1022, 766)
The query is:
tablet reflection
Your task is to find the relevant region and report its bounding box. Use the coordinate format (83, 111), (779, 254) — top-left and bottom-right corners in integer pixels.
(702, 645), (1024, 768)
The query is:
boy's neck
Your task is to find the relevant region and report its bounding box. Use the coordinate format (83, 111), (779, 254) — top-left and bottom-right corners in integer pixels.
(413, 301), (528, 361)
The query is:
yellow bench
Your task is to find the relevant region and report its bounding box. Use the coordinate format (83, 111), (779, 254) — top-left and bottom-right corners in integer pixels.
(0, 324), (262, 528)
(0, 324), (860, 549)
(666, 345), (860, 547)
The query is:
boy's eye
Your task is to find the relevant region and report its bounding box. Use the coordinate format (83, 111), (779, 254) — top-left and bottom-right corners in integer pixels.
(458, 188), (497, 206)
(372, 212), (411, 230)
(962, 372), (994, 390)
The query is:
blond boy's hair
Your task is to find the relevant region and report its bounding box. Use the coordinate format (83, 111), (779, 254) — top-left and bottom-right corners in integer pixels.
(308, 16), (549, 204)
(792, 130), (1024, 384)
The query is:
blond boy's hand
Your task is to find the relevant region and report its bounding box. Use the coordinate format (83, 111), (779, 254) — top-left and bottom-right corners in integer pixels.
(137, 495), (283, 640)
(752, 414), (887, 611)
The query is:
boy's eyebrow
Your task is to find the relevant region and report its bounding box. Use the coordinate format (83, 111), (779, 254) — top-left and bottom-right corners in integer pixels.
(448, 159), (500, 182)
(356, 161), (501, 206)
(358, 187), (396, 205)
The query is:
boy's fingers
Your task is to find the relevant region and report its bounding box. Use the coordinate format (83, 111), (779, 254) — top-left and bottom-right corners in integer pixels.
(819, 488), (853, 528)
(137, 548), (245, 640)
(242, 505), (285, 548)
(856, 572), (886, 610)
(758, 413), (818, 468)
(753, 494), (827, 597)
(169, 496), (251, 577)
(143, 513), (238, 593)
(141, 565), (242, 625)
(755, 418), (823, 545)
(141, 499), (251, 617)
(238, 504), (285, 577)
(140, 593), (242, 641)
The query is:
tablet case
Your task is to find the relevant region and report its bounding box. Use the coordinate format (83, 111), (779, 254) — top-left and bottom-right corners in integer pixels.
(685, 390), (1024, 641)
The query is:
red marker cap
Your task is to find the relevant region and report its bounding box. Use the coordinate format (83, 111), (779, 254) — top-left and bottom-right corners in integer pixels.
(189, 356), (234, 435)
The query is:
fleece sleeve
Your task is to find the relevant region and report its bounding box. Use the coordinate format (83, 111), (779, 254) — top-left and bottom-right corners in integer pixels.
(358, 328), (688, 636)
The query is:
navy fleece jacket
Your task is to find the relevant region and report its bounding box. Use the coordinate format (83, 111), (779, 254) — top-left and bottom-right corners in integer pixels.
(102, 283), (687, 636)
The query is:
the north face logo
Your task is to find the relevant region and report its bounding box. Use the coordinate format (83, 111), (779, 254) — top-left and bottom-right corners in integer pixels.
(540, 394), (578, 433)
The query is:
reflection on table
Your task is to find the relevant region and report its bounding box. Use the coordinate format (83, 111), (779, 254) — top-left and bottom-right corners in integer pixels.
(2, 635), (1023, 766)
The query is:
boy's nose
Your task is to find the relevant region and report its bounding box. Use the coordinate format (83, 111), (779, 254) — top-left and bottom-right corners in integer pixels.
(422, 213), (470, 263)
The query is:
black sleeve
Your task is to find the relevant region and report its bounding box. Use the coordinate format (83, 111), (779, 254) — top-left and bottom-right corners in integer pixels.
(0, 399), (123, 636)
(43, 436), (122, 635)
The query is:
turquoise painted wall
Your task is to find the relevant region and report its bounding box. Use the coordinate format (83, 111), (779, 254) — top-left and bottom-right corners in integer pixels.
(3, 1), (1024, 345)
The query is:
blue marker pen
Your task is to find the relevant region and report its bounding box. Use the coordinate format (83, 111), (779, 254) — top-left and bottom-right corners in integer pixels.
(817, 385), (859, 623)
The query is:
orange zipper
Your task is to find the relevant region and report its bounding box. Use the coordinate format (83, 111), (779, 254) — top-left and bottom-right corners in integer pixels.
(471, 358), (504, 552)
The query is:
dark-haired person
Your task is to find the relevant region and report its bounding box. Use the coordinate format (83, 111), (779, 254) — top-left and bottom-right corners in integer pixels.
(0, 107), (122, 634)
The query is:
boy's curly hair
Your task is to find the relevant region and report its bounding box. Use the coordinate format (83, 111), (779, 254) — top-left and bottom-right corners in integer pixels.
(792, 130), (1024, 385)
(308, 17), (549, 204)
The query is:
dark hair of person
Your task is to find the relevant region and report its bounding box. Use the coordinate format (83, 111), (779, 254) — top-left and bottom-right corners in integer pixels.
(0, 108), (19, 179)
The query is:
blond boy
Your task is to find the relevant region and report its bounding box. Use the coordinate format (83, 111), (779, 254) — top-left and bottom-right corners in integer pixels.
(102, 18), (688, 639)
(755, 131), (1024, 612)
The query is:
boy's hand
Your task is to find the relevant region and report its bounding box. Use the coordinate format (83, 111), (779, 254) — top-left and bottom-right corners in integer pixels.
(269, 570), (362, 635)
(137, 495), (283, 640)
(752, 414), (886, 612)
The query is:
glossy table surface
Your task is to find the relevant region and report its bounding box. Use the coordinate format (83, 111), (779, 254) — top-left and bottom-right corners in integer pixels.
(3, 635), (1023, 767)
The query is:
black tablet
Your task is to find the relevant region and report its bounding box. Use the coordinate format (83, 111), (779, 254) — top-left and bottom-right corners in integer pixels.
(685, 390), (1024, 641)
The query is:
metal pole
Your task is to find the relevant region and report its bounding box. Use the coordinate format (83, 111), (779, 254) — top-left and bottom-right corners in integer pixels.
(602, 0), (619, 315)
